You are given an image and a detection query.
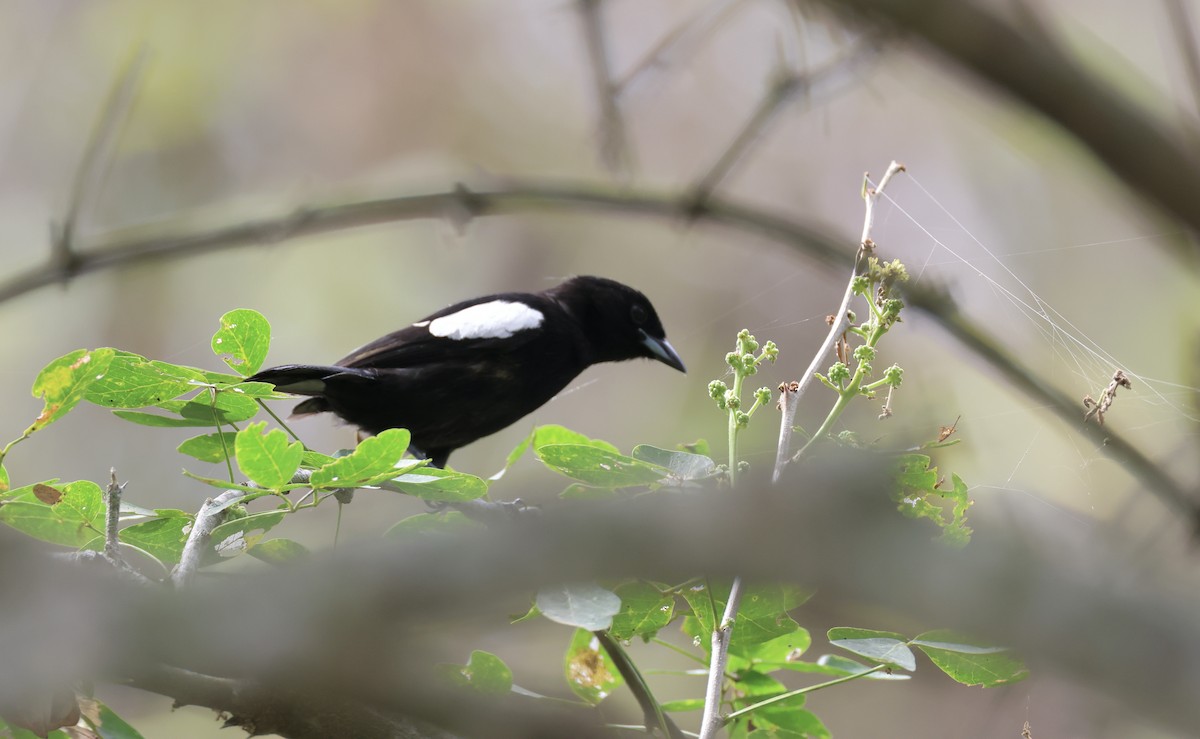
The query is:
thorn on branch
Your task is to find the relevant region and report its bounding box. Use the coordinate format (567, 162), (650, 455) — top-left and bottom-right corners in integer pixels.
(449, 182), (484, 234)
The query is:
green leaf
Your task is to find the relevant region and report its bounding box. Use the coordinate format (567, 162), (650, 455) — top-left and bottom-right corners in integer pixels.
(682, 583), (810, 652)
(912, 630), (1029, 687)
(892, 454), (973, 546)
(384, 510), (482, 538)
(732, 670), (787, 699)
(490, 429), (534, 481)
(84, 352), (204, 408)
(754, 706), (830, 738)
(564, 628), (624, 704)
(215, 381), (288, 400)
(510, 601), (541, 624)
(827, 627), (916, 671)
(632, 445), (716, 480)
(212, 308), (271, 376)
(247, 537), (310, 565)
(235, 422), (303, 489)
(0, 480), (104, 547)
(117, 512), (192, 564)
(532, 424), (620, 454)
(180, 391), (260, 423)
(177, 432), (238, 463)
(537, 582), (621, 631)
(738, 628), (813, 669)
(440, 650), (513, 694)
(660, 699), (705, 712)
(208, 510), (289, 560)
(301, 450), (337, 469)
(380, 467), (488, 502)
(815, 654), (910, 680)
(537, 444), (668, 488)
(112, 410), (211, 428)
(0, 464), (8, 494)
(308, 429), (413, 488)
(30, 348), (116, 431)
(609, 581), (675, 642)
(79, 697), (146, 739)
(113, 390), (260, 427)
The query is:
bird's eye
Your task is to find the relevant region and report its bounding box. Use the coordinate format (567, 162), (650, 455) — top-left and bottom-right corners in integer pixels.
(630, 304), (648, 325)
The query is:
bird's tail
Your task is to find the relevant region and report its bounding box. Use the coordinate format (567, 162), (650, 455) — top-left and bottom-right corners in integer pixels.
(244, 364), (372, 417)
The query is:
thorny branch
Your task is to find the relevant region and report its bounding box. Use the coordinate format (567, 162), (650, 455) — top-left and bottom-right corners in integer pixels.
(773, 160), (905, 481)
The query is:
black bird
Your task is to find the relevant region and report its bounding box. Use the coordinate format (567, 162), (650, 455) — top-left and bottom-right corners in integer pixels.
(246, 276), (685, 467)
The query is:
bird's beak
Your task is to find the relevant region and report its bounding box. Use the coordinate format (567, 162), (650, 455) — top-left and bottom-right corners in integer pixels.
(639, 330), (686, 373)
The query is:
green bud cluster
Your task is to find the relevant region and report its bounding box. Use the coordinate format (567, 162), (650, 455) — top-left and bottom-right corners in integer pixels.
(827, 362), (850, 385)
(853, 345), (876, 363)
(884, 364), (904, 387)
(754, 386), (772, 406)
(709, 380), (729, 409)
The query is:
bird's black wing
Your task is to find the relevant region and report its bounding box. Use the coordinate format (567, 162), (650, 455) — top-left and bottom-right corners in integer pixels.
(337, 293), (564, 369)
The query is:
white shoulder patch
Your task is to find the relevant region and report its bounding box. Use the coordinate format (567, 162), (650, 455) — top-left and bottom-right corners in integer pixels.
(427, 300), (544, 340)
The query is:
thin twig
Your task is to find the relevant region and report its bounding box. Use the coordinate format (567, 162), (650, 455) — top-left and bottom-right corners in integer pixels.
(53, 48), (147, 279)
(614, 0), (748, 99)
(593, 630), (686, 739)
(697, 576), (743, 739)
(579, 0), (633, 173)
(689, 39), (880, 205)
(103, 467), (124, 561)
(773, 161), (905, 481)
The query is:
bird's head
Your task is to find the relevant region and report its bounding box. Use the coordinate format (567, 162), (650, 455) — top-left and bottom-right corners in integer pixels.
(550, 275), (686, 373)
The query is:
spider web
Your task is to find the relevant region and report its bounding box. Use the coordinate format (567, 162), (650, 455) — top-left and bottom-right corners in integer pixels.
(872, 173), (1200, 517)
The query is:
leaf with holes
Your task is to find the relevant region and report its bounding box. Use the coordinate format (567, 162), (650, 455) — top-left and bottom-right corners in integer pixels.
(30, 348), (115, 431)
(84, 351), (204, 409)
(212, 309), (271, 376)
(117, 511), (193, 565)
(0, 480), (104, 547)
(235, 422), (303, 490)
(563, 628), (623, 705)
(308, 429), (413, 488)
(537, 445), (667, 488)
(380, 467), (488, 502)
(609, 581), (674, 642)
(206, 510), (288, 562)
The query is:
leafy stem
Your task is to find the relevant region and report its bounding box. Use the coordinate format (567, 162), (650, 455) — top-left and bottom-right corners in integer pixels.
(723, 664), (888, 722)
(791, 257), (907, 465)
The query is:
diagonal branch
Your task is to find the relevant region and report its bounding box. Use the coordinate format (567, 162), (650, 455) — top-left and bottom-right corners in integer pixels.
(1, 181), (1192, 521)
(825, 0), (1200, 263)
